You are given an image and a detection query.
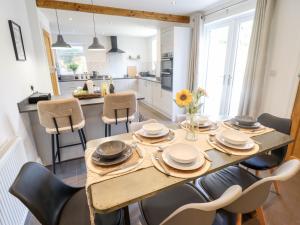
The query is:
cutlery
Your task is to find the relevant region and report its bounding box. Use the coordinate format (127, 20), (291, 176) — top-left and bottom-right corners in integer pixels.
(208, 134), (232, 156)
(154, 151), (170, 176)
(99, 161), (139, 176)
(131, 141), (143, 158)
(202, 151), (213, 162)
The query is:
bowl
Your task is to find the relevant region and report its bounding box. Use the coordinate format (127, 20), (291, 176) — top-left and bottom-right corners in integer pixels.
(234, 116), (257, 126)
(167, 143), (198, 164)
(143, 123), (165, 135)
(96, 140), (127, 160)
(194, 115), (209, 125)
(219, 130), (249, 146)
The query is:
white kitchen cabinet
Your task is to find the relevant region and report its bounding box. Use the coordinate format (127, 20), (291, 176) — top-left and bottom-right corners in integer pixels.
(161, 28), (174, 54)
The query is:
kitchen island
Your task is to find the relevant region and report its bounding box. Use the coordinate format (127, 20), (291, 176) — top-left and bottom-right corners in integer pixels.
(18, 94), (144, 165)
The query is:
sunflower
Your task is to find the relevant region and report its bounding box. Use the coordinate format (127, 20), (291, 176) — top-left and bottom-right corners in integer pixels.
(175, 89), (192, 107)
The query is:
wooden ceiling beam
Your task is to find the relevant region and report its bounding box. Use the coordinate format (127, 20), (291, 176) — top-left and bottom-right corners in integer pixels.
(36, 0), (190, 24)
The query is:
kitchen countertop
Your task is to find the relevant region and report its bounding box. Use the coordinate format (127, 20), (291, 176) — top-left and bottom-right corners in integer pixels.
(59, 76), (161, 83)
(18, 94), (145, 113)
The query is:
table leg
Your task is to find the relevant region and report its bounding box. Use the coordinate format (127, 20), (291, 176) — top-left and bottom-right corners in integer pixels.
(123, 206), (131, 225)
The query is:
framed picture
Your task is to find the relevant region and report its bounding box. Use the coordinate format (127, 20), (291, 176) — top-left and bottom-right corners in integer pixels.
(8, 20), (26, 61)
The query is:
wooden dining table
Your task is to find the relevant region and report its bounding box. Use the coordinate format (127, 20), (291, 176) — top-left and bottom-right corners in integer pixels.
(86, 125), (293, 225)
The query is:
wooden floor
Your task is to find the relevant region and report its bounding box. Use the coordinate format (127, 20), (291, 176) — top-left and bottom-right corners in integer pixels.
(25, 105), (300, 225)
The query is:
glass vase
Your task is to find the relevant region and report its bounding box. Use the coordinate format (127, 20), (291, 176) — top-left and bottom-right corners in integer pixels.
(185, 113), (198, 141)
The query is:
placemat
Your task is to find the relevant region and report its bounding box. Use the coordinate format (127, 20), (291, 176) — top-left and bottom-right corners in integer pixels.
(222, 121), (274, 135)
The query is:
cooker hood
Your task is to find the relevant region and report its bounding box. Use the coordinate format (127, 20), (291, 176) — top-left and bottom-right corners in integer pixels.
(107, 36), (125, 53)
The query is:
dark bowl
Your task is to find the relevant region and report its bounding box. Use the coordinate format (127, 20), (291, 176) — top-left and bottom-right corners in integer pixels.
(234, 116), (257, 126)
(96, 140), (127, 160)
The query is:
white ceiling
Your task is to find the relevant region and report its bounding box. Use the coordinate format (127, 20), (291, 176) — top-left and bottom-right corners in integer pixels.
(40, 0), (229, 37)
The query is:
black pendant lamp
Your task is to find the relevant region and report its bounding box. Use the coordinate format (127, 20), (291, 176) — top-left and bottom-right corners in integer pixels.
(52, 10), (71, 49)
(88, 0), (105, 50)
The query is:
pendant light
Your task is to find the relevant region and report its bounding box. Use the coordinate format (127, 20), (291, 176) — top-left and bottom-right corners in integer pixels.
(88, 0), (105, 51)
(52, 10), (71, 49)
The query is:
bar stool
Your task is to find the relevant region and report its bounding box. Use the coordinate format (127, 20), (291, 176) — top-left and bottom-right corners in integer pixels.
(102, 91), (137, 137)
(37, 98), (87, 173)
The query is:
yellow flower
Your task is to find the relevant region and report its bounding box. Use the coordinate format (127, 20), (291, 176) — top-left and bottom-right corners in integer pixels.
(175, 89), (192, 107)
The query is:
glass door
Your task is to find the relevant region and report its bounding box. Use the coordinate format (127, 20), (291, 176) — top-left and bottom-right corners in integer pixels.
(202, 12), (254, 118)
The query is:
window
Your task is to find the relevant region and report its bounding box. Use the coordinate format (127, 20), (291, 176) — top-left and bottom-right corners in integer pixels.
(201, 11), (254, 118)
(54, 46), (87, 75)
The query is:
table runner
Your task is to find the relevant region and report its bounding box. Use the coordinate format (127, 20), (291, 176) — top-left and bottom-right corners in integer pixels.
(85, 125), (274, 224)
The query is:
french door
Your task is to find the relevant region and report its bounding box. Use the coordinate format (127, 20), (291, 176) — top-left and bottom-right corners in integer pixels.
(202, 12), (254, 117)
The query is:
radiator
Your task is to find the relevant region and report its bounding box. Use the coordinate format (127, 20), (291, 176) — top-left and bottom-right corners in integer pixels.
(0, 138), (28, 225)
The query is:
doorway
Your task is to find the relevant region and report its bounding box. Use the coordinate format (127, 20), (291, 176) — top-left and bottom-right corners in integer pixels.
(201, 11), (254, 117)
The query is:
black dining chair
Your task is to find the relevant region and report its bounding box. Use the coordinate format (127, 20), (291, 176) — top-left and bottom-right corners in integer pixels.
(240, 113), (292, 194)
(9, 162), (124, 225)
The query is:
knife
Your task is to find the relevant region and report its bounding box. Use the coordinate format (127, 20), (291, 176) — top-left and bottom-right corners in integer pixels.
(202, 151), (212, 162)
(99, 161), (139, 176)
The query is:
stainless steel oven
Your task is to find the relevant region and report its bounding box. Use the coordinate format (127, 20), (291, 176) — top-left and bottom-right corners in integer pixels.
(161, 52), (173, 91)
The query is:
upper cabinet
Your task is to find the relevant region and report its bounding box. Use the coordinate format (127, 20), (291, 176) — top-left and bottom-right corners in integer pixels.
(160, 28), (174, 54)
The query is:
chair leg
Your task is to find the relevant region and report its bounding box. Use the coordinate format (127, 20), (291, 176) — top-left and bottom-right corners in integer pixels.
(125, 122), (129, 133)
(236, 213), (242, 225)
(256, 170), (260, 176)
(51, 134), (56, 174)
(105, 124), (107, 137)
(256, 207), (267, 225)
(81, 129), (87, 144)
(78, 130), (85, 151)
(108, 124), (112, 136)
(55, 134), (61, 163)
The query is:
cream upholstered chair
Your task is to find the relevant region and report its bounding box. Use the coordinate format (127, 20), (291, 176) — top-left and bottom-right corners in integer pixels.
(139, 184), (242, 225)
(129, 119), (158, 133)
(196, 159), (300, 225)
(37, 98), (86, 173)
(102, 91), (137, 137)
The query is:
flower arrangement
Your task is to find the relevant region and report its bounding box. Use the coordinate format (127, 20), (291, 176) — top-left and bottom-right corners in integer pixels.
(175, 87), (207, 114)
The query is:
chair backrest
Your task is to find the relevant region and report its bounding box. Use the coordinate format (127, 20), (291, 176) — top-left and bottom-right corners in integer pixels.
(258, 113), (291, 161)
(9, 162), (80, 225)
(37, 98), (84, 131)
(224, 159), (300, 214)
(160, 185), (242, 225)
(129, 119), (158, 132)
(103, 91), (137, 120)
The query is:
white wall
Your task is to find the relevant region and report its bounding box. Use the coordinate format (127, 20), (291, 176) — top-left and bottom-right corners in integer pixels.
(0, 0), (52, 161)
(260, 0), (300, 118)
(54, 34), (153, 77)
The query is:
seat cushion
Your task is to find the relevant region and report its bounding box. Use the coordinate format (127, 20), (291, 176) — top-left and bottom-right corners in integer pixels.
(140, 184), (207, 225)
(102, 115), (135, 124)
(58, 189), (122, 225)
(46, 120), (85, 134)
(196, 166), (260, 200)
(240, 154), (281, 170)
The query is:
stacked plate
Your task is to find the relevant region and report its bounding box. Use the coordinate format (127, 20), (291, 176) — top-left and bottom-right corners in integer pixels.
(92, 140), (132, 166)
(161, 143), (205, 170)
(186, 115), (213, 128)
(215, 130), (255, 150)
(231, 116), (261, 129)
(136, 123), (170, 138)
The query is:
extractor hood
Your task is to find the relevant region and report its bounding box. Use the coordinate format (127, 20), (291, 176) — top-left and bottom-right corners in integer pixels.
(107, 36), (125, 53)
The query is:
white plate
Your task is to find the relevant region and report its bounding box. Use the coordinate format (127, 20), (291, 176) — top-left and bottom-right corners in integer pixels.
(216, 134), (255, 150)
(143, 123), (165, 135)
(162, 150), (205, 171)
(219, 130), (249, 145)
(184, 120), (212, 128)
(136, 127), (169, 138)
(165, 143), (198, 164)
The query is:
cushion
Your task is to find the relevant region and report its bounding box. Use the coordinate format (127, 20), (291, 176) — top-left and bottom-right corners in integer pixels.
(140, 184), (207, 225)
(196, 166), (260, 200)
(240, 154), (281, 170)
(102, 115), (135, 124)
(58, 189), (122, 225)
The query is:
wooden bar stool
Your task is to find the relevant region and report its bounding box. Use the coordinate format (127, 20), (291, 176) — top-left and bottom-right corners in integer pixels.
(37, 98), (87, 173)
(102, 91), (137, 137)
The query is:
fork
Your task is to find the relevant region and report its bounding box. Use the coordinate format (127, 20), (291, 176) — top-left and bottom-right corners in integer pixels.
(154, 151), (170, 176)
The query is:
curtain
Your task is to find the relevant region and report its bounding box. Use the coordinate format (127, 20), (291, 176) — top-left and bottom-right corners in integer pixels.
(238, 0), (276, 116)
(187, 13), (204, 91)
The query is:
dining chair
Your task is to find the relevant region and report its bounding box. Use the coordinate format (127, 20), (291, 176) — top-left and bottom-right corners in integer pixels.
(139, 183), (242, 225)
(37, 98), (87, 173)
(102, 91), (137, 137)
(196, 159), (300, 225)
(129, 119), (158, 132)
(240, 113), (292, 194)
(9, 162), (124, 225)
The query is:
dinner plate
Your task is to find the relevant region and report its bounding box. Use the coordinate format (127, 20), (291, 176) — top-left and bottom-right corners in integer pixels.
(216, 134), (254, 150)
(184, 120), (212, 128)
(166, 143), (198, 164)
(162, 150), (205, 171)
(92, 145), (132, 166)
(136, 127), (169, 138)
(231, 120), (261, 129)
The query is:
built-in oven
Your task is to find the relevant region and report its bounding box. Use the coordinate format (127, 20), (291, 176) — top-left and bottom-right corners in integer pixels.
(161, 52), (173, 91)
